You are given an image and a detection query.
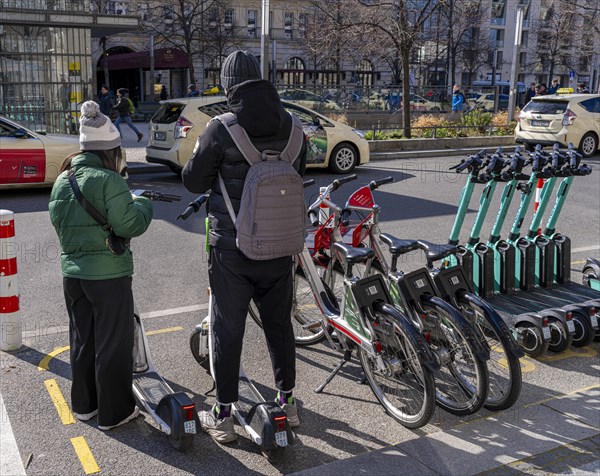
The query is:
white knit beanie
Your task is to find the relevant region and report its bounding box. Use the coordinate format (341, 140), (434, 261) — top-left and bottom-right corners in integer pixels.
(79, 101), (121, 151)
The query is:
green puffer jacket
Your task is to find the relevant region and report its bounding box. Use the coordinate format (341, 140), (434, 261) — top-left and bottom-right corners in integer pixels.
(49, 152), (153, 280)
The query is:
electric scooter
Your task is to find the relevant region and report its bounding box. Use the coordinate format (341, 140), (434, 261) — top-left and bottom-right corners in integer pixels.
(129, 190), (202, 452)
(582, 258), (600, 291)
(446, 150), (552, 357)
(179, 194), (295, 461)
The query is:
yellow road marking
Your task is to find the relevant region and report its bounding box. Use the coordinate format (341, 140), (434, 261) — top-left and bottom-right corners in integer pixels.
(571, 260), (586, 265)
(538, 346), (597, 362)
(71, 437), (100, 474)
(44, 379), (75, 425)
(37, 327), (183, 371)
(38, 345), (70, 371)
(524, 384), (600, 408)
(518, 356), (537, 373)
(146, 326), (183, 336)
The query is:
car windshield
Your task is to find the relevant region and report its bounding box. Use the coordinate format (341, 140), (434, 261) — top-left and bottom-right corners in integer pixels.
(152, 104), (185, 124)
(522, 100), (568, 114)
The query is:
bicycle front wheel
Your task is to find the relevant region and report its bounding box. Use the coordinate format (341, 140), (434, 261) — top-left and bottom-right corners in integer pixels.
(358, 313), (436, 429)
(248, 267), (330, 346)
(422, 301), (488, 416)
(459, 301), (522, 411)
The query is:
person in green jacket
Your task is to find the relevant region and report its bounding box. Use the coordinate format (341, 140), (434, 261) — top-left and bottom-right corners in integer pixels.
(49, 100), (153, 431)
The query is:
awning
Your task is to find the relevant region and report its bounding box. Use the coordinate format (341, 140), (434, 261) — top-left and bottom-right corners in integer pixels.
(102, 48), (189, 71)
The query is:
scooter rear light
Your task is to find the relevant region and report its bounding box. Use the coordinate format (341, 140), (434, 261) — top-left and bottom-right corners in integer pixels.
(589, 307), (596, 316)
(562, 109), (576, 126)
(375, 341), (382, 354)
(542, 317), (549, 327)
(566, 311), (573, 321)
(424, 331), (431, 343)
(175, 116), (194, 138)
(182, 404), (195, 421)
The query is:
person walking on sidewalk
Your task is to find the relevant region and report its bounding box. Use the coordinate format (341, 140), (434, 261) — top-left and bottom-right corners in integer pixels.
(182, 50), (307, 444)
(49, 100), (153, 430)
(112, 88), (144, 142)
(97, 84), (114, 116)
(451, 84), (465, 121)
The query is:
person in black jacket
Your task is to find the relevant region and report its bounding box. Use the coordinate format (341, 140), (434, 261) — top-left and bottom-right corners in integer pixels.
(112, 88), (143, 142)
(182, 50), (307, 444)
(97, 85), (114, 116)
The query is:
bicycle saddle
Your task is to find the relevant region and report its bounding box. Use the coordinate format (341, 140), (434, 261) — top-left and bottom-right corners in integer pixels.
(379, 234), (420, 256)
(333, 242), (375, 264)
(417, 240), (459, 263)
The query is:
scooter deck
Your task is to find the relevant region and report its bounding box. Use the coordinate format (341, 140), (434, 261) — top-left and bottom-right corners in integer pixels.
(558, 282), (600, 300)
(236, 373), (265, 420)
(525, 286), (599, 309)
(485, 295), (543, 319)
(133, 371), (172, 412)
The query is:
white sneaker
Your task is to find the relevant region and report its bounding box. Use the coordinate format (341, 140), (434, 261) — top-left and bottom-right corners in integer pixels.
(199, 410), (237, 443)
(98, 406), (140, 431)
(73, 409), (98, 421)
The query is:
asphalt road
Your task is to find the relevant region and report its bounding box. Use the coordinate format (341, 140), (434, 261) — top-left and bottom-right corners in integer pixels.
(0, 153), (598, 475)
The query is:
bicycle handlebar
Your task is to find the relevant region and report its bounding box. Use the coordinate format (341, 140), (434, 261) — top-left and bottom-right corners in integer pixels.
(369, 176), (394, 190)
(331, 173), (358, 192)
(177, 193), (210, 221)
(303, 179), (316, 188)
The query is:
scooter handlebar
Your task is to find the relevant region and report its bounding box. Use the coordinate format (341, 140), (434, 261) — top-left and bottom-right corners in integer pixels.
(369, 176), (394, 190)
(303, 179), (316, 188)
(132, 190), (182, 202)
(331, 174), (358, 191)
(177, 193), (210, 220)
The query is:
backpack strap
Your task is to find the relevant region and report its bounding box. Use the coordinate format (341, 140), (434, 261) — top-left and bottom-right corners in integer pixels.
(216, 112), (262, 165)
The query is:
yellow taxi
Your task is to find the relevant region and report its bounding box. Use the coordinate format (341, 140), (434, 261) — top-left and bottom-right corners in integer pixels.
(146, 96), (369, 174)
(515, 89), (600, 157)
(0, 116), (81, 189)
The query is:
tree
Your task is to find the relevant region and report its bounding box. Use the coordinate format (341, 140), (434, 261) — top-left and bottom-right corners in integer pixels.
(308, 0), (445, 138)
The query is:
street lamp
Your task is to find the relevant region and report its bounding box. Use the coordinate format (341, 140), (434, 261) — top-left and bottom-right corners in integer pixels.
(508, 4), (524, 123)
(260, 0), (270, 81)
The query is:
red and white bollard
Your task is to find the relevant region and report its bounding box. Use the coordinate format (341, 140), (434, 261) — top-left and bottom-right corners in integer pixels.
(533, 178), (545, 235)
(0, 210), (21, 351)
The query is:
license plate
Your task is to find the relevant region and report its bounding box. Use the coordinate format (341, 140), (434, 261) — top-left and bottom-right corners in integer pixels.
(542, 326), (551, 340)
(530, 120), (549, 127)
(184, 420), (196, 434)
(275, 430), (288, 447)
(567, 320), (575, 333)
(590, 314), (598, 328)
(154, 131), (166, 141)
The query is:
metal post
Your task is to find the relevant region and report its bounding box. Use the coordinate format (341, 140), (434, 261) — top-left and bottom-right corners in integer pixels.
(508, 5), (524, 123)
(260, 0), (270, 81)
(149, 35), (155, 101)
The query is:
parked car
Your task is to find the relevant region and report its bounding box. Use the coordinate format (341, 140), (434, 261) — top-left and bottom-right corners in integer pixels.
(277, 89), (342, 112)
(473, 93), (509, 111)
(515, 92), (600, 157)
(0, 116), (80, 189)
(146, 96), (369, 174)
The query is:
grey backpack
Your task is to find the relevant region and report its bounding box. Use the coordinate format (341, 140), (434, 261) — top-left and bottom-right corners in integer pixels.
(216, 112), (306, 260)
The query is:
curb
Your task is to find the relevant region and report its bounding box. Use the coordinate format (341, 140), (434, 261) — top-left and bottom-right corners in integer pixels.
(127, 163), (169, 175)
(370, 145), (519, 161)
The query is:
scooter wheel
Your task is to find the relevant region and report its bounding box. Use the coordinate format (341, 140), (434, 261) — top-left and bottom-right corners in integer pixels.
(571, 314), (594, 347)
(156, 395), (194, 452)
(262, 447), (285, 462)
(189, 331), (210, 371)
(516, 323), (546, 358)
(547, 318), (569, 353)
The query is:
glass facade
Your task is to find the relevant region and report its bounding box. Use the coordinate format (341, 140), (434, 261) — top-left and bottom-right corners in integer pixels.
(0, 25), (93, 133)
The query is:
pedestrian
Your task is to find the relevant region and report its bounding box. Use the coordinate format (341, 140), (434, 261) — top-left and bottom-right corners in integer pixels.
(112, 88), (144, 142)
(524, 82), (536, 104)
(187, 83), (200, 97)
(451, 84), (465, 121)
(97, 84), (114, 116)
(160, 85), (168, 101)
(535, 83), (548, 96)
(48, 100), (153, 431)
(577, 83), (590, 94)
(182, 50), (307, 444)
(548, 78), (561, 94)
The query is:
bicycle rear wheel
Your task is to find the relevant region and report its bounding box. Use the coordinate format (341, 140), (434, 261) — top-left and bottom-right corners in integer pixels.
(459, 301), (522, 411)
(358, 312), (436, 429)
(248, 267), (330, 346)
(422, 301), (488, 416)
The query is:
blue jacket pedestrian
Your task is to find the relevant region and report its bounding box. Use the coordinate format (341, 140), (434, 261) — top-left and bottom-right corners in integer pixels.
(451, 85), (465, 112)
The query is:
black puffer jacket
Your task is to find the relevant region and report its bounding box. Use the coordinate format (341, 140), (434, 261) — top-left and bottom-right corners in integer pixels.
(182, 79), (307, 250)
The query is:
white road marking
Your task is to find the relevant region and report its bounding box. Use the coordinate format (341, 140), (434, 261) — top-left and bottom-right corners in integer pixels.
(0, 392), (26, 475)
(572, 245), (600, 253)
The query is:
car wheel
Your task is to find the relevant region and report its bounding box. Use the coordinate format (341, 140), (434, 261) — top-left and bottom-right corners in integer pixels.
(579, 132), (598, 158)
(329, 143), (358, 174)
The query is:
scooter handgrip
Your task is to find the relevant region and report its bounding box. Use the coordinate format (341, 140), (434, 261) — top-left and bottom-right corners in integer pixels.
(303, 179), (316, 188)
(307, 209), (319, 227)
(177, 194), (209, 220)
(331, 174), (358, 191)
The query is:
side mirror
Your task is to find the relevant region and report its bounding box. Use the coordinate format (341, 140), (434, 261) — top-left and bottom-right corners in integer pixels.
(13, 129), (28, 138)
(312, 116), (321, 127)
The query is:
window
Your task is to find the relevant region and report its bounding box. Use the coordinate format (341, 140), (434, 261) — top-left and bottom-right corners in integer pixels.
(224, 9), (234, 29)
(284, 12), (293, 39)
(283, 57), (305, 85)
(137, 3), (148, 22)
(248, 10), (257, 38)
(298, 13), (307, 38)
(491, 0), (506, 25)
(357, 59), (373, 86)
(106, 1), (129, 15)
(519, 52), (527, 66)
(580, 98), (600, 113)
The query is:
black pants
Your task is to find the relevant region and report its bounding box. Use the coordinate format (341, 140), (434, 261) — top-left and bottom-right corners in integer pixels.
(63, 277), (136, 426)
(209, 248), (296, 404)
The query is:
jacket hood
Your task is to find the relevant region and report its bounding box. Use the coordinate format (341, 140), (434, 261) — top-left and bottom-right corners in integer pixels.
(227, 80), (285, 137)
(71, 152), (103, 168)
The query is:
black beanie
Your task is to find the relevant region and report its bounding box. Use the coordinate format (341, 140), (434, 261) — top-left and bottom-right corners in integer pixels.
(220, 50), (261, 91)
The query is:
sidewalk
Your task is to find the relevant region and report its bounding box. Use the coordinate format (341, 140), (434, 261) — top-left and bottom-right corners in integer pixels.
(291, 386), (600, 476)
